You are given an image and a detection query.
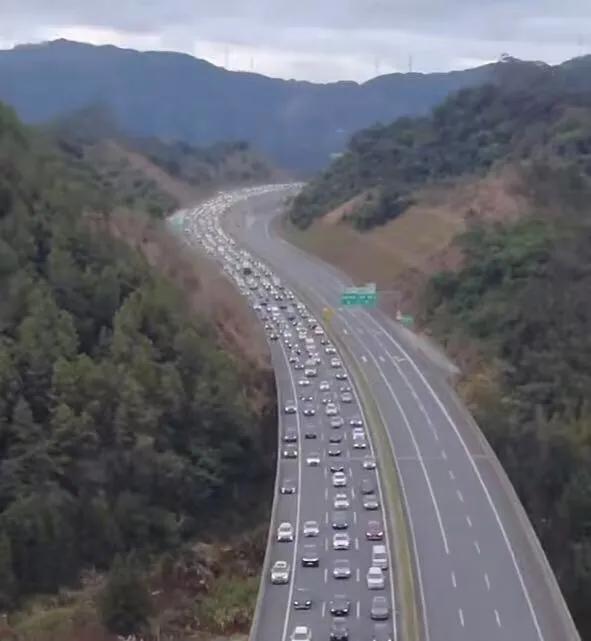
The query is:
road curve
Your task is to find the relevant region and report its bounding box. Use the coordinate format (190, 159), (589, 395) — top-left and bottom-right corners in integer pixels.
(170, 185), (398, 641)
(171, 185), (579, 641)
(223, 187), (579, 641)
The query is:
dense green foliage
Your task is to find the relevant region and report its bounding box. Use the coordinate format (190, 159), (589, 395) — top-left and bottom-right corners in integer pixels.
(99, 557), (153, 635)
(0, 102), (270, 607)
(291, 80), (591, 229)
(424, 186), (591, 636)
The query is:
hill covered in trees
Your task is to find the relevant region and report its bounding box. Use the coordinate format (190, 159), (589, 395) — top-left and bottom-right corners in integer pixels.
(0, 101), (273, 621)
(290, 72), (591, 229)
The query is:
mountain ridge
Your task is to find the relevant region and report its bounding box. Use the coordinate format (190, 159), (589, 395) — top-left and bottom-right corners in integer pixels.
(0, 38), (577, 169)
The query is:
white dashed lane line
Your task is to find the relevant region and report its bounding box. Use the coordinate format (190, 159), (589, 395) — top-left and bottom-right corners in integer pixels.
(458, 608), (465, 627)
(451, 571), (457, 588)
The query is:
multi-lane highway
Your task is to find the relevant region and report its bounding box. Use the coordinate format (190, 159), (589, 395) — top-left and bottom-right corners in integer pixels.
(170, 185), (579, 641)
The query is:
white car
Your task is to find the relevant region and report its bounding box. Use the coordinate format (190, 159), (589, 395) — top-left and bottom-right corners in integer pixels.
(291, 625), (312, 641)
(305, 368), (318, 378)
(319, 381), (331, 392)
(284, 403), (297, 414)
(363, 456), (377, 470)
(333, 532), (351, 550)
(306, 452), (321, 466)
(325, 403), (338, 416)
(367, 566), (386, 590)
(298, 378), (311, 387)
(330, 357), (342, 368)
(332, 471), (347, 487)
(353, 428), (365, 439)
(303, 520), (320, 537)
(277, 522), (294, 542)
(333, 493), (350, 510)
(325, 346), (337, 355)
(271, 560), (290, 584)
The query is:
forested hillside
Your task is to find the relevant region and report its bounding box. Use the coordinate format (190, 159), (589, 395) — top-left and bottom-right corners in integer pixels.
(49, 104), (274, 213)
(290, 80), (591, 229)
(423, 167), (591, 636)
(0, 101), (272, 619)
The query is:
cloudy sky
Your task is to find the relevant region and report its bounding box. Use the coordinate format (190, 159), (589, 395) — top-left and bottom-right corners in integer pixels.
(1, 0), (590, 82)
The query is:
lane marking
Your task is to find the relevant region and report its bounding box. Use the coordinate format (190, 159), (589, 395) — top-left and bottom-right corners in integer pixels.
(495, 609), (502, 627)
(441, 449), (448, 460)
(458, 608), (465, 627)
(353, 511), (357, 525)
(355, 537), (359, 551)
(325, 538), (329, 552)
(356, 601), (361, 619)
(324, 568), (328, 583)
(449, 470), (456, 480)
(343, 328), (349, 335)
(474, 541), (481, 556)
(361, 355), (368, 363)
(484, 573), (491, 591)
(356, 567), (360, 582)
(347, 334), (450, 556)
(466, 515), (473, 528)
(451, 571), (457, 588)
(363, 311), (546, 641)
(379, 355), (386, 363)
(322, 601), (326, 618)
(456, 490), (464, 503)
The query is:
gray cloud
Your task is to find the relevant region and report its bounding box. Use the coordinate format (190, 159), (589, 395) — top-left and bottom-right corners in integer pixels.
(1, 0), (590, 80)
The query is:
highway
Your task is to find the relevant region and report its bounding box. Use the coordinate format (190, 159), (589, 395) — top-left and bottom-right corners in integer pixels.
(171, 185), (397, 641)
(171, 185), (578, 641)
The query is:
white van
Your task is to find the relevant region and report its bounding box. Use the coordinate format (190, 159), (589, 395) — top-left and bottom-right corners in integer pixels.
(372, 544), (388, 570)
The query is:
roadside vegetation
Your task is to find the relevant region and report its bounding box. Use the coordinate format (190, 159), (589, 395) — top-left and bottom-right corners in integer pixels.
(290, 71), (591, 230)
(0, 102), (274, 640)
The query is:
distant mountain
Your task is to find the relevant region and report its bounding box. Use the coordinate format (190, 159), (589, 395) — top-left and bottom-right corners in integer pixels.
(0, 39), (538, 170)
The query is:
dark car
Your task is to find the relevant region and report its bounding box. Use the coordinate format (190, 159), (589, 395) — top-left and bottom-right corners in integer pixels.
(329, 618), (349, 641)
(327, 447), (342, 457)
(330, 417), (345, 429)
(283, 430), (298, 443)
(349, 418), (364, 427)
(293, 587), (313, 610)
(330, 463), (345, 473)
(366, 520), (384, 541)
(329, 434), (342, 443)
(302, 407), (316, 417)
(360, 478), (375, 495)
(304, 429), (318, 439)
(329, 597), (351, 617)
(331, 512), (349, 530)
(301, 543), (320, 567)
(282, 446), (298, 459)
(280, 479), (297, 495)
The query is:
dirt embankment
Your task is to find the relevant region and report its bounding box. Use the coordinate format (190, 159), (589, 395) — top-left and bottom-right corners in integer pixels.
(284, 166), (529, 317)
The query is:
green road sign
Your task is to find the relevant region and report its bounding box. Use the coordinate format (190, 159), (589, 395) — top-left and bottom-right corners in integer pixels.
(341, 283), (378, 308)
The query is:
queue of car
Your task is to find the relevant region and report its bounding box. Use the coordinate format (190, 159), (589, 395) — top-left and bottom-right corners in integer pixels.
(172, 186), (393, 641)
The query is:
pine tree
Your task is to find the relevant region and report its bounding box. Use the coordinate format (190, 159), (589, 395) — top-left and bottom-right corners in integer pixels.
(99, 556), (153, 636)
(0, 531), (17, 610)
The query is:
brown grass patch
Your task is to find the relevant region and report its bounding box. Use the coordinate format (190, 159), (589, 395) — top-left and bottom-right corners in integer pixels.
(284, 166), (530, 315)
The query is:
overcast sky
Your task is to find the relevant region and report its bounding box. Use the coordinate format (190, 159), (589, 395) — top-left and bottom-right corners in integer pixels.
(1, 0), (590, 82)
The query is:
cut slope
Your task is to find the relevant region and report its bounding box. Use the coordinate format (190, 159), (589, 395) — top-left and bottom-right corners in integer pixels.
(284, 167), (528, 312)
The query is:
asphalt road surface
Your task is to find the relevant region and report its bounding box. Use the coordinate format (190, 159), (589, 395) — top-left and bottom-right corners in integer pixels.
(172, 185), (578, 641)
